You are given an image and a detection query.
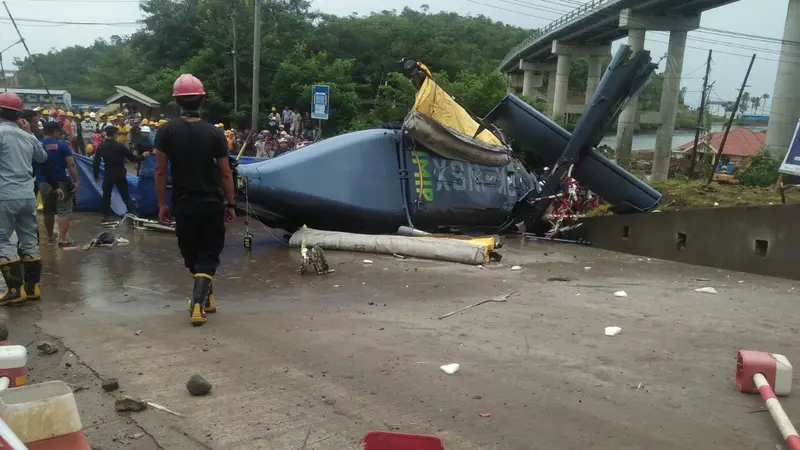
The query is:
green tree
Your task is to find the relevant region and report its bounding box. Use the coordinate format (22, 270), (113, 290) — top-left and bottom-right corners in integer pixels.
(761, 93), (770, 113)
(741, 92), (751, 112)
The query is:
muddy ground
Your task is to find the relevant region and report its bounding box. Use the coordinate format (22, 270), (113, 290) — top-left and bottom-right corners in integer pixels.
(5, 213), (799, 449)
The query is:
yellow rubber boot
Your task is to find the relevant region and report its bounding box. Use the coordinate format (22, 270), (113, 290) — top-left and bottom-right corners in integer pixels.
(22, 258), (42, 301)
(188, 274), (211, 326)
(0, 260), (27, 306)
(204, 283), (216, 313)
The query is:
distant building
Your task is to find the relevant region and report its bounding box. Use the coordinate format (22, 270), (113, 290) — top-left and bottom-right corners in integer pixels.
(0, 69), (19, 88)
(676, 128), (767, 170)
(3, 88), (72, 110)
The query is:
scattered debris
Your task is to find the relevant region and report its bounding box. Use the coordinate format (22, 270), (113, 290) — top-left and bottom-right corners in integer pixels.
(101, 378), (119, 392)
(393, 254), (406, 259)
(694, 287), (718, 294)
(738, 280), (744, 284)
(713, 202), (720, 207)
(584, 266), (591, 271)
(0, 324), (8, 341)
(440, 364), (460, 375)
(116, 237), (130, 245)
(473, 395), (482, 400)
(134, 330), (143, 336)
(613, 291), (628, 298)
(186, 374), (212, 396)
(511, 265), (522, 271)
(478, 412), (491, 418)
(36, 341), (58, 355)
(115, 396), (148, 412)
(147, 401), (186, 417)
(363, 260), (373, 264)
(636, 382), (642, 391)
(298, 243), (333, 275)
(692, 277), (710, 282)
(547, 276), (570, 282)
(438, 289), (518, 320)
(128, 432), (145, 440)
(604, 326), (622, 337)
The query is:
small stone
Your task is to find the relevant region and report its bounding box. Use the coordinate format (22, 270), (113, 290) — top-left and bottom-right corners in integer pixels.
(186, 374), (212, 396)
(115, 396), (147, 412)
(134, 330), (143, 336)
(323, 398), (336, 406)
(0, 324), (8, 341)
(36, 341), (58, 355)
(473, 395), (482, 400)
(101, 378), (119, 392)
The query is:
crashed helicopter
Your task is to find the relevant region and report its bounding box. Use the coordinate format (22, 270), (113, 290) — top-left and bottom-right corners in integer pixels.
(235, 45), (662, 235)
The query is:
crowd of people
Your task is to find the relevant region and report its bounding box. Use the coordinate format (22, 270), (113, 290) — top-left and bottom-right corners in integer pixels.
(226, 106), (321, 159)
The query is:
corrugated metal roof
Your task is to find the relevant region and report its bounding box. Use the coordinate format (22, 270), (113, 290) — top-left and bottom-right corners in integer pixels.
(678, 128), (767, 157)
(4, 88), (69, 95)
(106, 85), (160, 107)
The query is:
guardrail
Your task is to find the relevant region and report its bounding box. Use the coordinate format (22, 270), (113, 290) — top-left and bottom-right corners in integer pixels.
(498, 0), (612, 71)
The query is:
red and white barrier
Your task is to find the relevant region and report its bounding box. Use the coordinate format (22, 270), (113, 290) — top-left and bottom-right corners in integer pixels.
(0, 346), (27, 388)
(0, 381), (89, 449)
(737, 350), (798, 450)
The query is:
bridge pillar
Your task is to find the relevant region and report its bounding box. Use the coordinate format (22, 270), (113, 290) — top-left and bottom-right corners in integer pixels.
(552, 54), (571, 122)
(585, 56), (603, 106)
(507, 72), (523, 94)
(766, 0), (800, 157)
(546, 71), (556, 114)
(518, 61), (551, 99)
(614, 28), (646, 168)
(652, 30), (688, 181)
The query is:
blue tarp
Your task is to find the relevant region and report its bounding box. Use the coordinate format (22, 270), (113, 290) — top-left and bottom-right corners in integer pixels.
(73, 154), (169, 217)
(73, 154), (259, 217)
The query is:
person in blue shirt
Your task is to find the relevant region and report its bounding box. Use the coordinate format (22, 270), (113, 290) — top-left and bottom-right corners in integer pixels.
(39, 121), (79, 247)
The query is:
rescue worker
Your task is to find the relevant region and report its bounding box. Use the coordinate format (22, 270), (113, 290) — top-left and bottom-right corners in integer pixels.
(81, 113), (95, 149)
(38, 108), (48, 129)
(0, 92), (49, 305)
(74, 113), (85, 154)
(40, 121), (79, 246)
(93, 126), (138, 222)
(115, 114), (130, 146)
(154, 74), (235, 326)
(133, 125), (152, 175)
(95, 114), (113, 132)
(268, 107), (280, 134)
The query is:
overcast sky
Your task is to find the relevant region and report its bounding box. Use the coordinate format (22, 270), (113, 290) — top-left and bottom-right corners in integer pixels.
(0, 0), (791, 110)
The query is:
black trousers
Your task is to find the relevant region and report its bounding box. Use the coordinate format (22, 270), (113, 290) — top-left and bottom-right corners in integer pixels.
(172, 201), (225, 276)
(102, 175), (134, 217)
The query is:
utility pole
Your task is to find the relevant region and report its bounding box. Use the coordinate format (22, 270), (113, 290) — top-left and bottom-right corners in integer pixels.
(250, 0), (261, 131)
(688, 50), (712, 178)
(707, 53), (756, 184)
(3, 2), (55, 106)
(231, 0), (238, 113)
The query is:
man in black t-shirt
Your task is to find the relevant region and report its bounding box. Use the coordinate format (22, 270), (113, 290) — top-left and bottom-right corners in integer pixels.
(154, 74), (235, 327)
(93, 126), (139, 222)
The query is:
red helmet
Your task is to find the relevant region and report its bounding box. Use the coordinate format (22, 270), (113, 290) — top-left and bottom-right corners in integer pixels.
(172, 74), (206, 97)
(0, 92), (23, 112)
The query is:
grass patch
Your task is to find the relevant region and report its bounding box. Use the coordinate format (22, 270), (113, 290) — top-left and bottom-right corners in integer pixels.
(648, 179), (800, 210)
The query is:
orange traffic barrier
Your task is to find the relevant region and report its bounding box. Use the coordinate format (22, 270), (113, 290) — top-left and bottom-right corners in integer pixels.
(0, 381), (90, 449)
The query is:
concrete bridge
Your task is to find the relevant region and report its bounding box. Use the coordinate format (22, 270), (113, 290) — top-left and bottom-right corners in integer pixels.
(501, 0), (800, 180)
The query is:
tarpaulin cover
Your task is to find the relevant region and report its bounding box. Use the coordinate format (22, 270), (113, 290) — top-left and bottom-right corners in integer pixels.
(412, 63), (502, 147)
(73, 154), (171, 218)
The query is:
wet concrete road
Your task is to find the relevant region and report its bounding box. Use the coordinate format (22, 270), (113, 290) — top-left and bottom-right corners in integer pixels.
(6, 213), (800, 449)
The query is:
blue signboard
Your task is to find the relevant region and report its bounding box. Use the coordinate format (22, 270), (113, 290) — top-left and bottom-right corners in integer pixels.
(311, 85), (330, 120)
(779, 120), (800, 176)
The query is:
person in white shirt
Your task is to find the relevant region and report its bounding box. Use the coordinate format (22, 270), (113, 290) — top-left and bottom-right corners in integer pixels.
(290, 110), (302, 136)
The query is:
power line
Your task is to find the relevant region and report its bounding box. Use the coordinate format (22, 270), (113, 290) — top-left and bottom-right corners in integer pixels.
(465, 0), (555, 22)
(0, 16), (140, 25)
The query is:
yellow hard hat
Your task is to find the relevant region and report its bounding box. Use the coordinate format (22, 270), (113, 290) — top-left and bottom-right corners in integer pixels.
(86, 144), (94, 154)
(141, 119), (149, 125)
(135, 112), (142, 117)
(272, 107), (276, 112)
(42, 109), (49, 115)
(151, 121), (159, 128)
(218, 123), (224, 128)
(116, 113), (123, 118)
(76, 113), (82, 119)
(66, 111), (74, 117)
(159, 119), (167, 125)
(33, 107), (40, 112)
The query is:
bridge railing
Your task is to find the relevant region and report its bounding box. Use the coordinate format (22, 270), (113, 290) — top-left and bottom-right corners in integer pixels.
(498, 0), (612, 71)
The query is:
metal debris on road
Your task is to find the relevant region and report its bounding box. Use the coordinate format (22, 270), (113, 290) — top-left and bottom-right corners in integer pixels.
(604, 326), (622, 337)
(511, 265), (522, 271)
(363, 260), (373, 264)
(437, 289), (518, 320)
(147, 401), (186, 418)
(547, 276), (570, 282)
(694, 287), (718, 294)
(613, 291), (628, 298)
(440, 363), (460, 375)
(692, 277), (710, 282)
